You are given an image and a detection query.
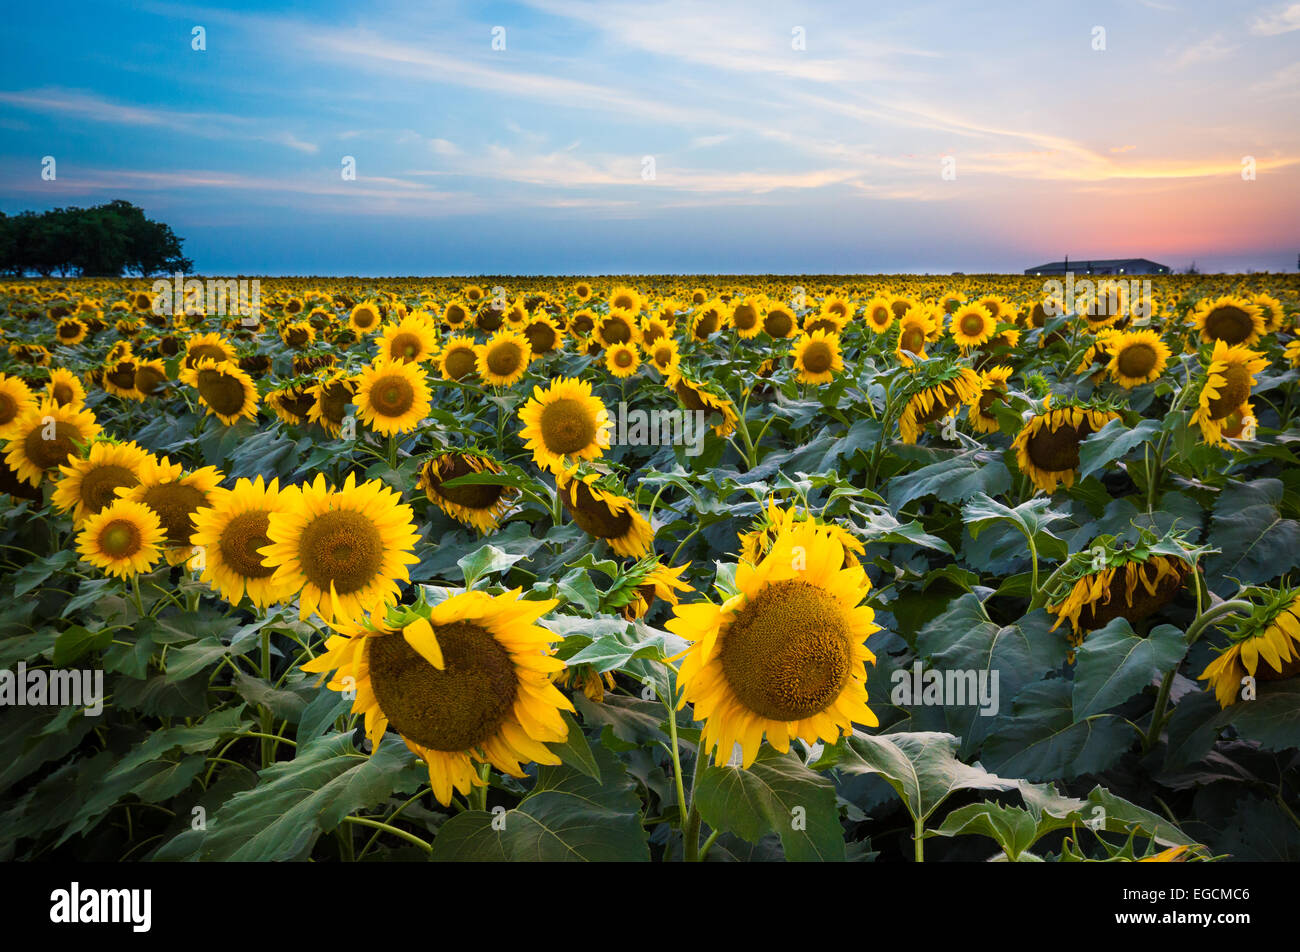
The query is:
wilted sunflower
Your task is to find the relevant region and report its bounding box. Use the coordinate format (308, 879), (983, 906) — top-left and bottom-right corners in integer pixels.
(1192, 295), (1265, 347)
(280, 320), (316, 349)
(436, 335), (479, 382)
(517, 376), (612, 473)
(183, 331), (237, 369)
(897, 364), (982, 444)
(52, 438), (151, 525)
(949, 304), (996, 349)
(790, 329), (844, 385)
(1048, 538), (1192, 651)
(605, 342), (641, 378)
(355, 357), (432, 435)
(300, 589), (572, 805)
(46, 367), (86, 408)
(1198, 587), (1300, 708)
(1012, 400), (1121, 493)
(666, 370), (739, 437)
(1107, 329), (1171, 389)
(967, 365), (1013, 434)
(76, 498), (164, 579)
(308, 371), (359, 437)
(738, 498), (865, 569)
(349, 302), (383, 335)
(762, 303), (797, 339)
(3, 399), (101, 486)
(667, 521), (879, 768)
(1191, 340), (1269, 445)
(0, 372), (38, 438)
(647, 338), (681, 376)
(120, 455), (224, 565)
(475, 329), (532, 387)
(188, 475), (296, 609)
(179, 358), (259, 426)
(261, 471), (421, 626)
(418, 449), (517, 533)
(558, 467), (654, 558)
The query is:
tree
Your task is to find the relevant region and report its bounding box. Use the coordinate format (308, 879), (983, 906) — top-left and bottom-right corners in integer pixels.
(0, 201), (192, 277)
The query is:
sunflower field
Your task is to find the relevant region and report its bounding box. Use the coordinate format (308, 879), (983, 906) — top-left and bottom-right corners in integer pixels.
(2, 275), (1299, 864)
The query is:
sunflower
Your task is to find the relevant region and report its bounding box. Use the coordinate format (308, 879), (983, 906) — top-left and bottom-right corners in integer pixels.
(949, 304), (996, 349)
(76, 499), (164, 579)
(647, 338), (681, 376)
(120, 455), (224, 564)
(183, 331), (237, 369)
(1250, 293), (1285, 334)
(1198, 588), (1300, 708)
(102, 357), (141, 399)
(897, 365), (982, 444)
(46, 367), (86, 407)
(418, 449), (518, 533)
(666, 521), (879, 768)
(261, 471), (421, 626)
(355, 357), (432, 436)
(476, 329), (532, 387)
(463, 284), (486, 304)
(436, 335), (479, 382)
(791, 329), (844, 385)
(1048, 551), (1190, 651)
(179, 358), (259, 426)
(280, 320), (316, 348)
(301, 589), (572, 805)
(3, 399), (101, 487)
(594, 310), (639, 348)
(442, 301), (472, 330)
(189, 475), (296, 609)
(517, 376), (612, 474)
(1106, 329), (1171, 389)
(608, 285), (643, 315)
(895, 310), (933, 366)
(605, 342), (641, 378)
(738, 499), (864, 569)
(558, 468), (654, 558)
(724, 300), (759, 339)
(0, 372), (38, 438)
(639, 315), (672, 347)
(522, 314), (563, 355)
(1191, 340), (1270, 445)
(52, 438), (152, 525)
(762, 303), (797, 339)
(308, 372), (359, 437)
(267, 383), (316, 425)
(1012, 401), (1121, 493)
(864, 297), (894, 334)
(1219, 402), (1258, 441)
(568, 308), (598, 339)
(691, 302), (727, 341)
(611, 558), (694, 621)
(666, 371), (739, 437)
(376, 314), (438, 365)
(349, 302), (383, 335)
(55, 317), (88, 347)
(968, 365), (1013, 434)
(1192, 295), (1265, 346)
(574, 281), (593, 302)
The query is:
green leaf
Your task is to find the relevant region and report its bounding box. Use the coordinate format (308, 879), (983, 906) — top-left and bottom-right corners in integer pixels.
(550, 711), (601, 782)
(1077, 418), (1161, 481)
(982, 680), (1134, 781)
(1072, 621), (1186, 718)
(886, 453), (1011, 510)
(430, 743), (648, 861)
(1212, 679), (1300, 751)
(458, 544), (529, 586)
(51, 625), (112, 667)
(1204, 478), (1300, 594)
(693, 747), (845, 861)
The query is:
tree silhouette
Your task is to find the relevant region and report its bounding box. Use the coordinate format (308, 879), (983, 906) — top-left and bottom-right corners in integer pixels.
(0, 201), (193, 277)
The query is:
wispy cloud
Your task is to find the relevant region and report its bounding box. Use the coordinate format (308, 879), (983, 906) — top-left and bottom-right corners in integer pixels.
(1250, 2), (1300, 34)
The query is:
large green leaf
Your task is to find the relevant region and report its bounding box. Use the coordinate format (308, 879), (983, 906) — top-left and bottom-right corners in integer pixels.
(981, 680), (1135, 781)
(1077, 418), (1161, 481)
(886, 453), (1011, 510)
(1203, 478), (1300, 594)
(1071, 620), (1186, 718)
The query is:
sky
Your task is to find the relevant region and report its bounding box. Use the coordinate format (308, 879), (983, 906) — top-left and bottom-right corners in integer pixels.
(1, 0), (1298, 275)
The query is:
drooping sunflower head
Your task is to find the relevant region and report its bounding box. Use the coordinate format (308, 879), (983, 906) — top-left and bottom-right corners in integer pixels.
(1250, 293), (1285, 334)
(557, 465), (654, 559)
(897, 362), (983, 444)
(1191, 340), (1270, 445)
(267, 382), (316, 425)
(803, 304), (846, 337)
(476, 329), (533, 388)
(436, 335), (479, 382)
(261, 471), (421, 626)
(355, 356), (432, 436)
(52, 438), (152, 525)
(949, 304), (996, 349)
(1047, 531), (1197, 650)
(1192, 295), (1265, 347)
(667, 521), (880, 768)
(179, 358), (260, 426)
(967, 365), (1014, 434)
(604, 556), (695, 621)
(737, 498), (865, 569)
(418, 449), (518, 534)
(2, 399), (101, 487)
(790, 329), (844, 385)
(76, 498), (165, 579)
(568, 308), (598, 339)
(1107, 328), (1171, 389)
(665, 370), (739, 437)
(1198, 587), (1300, 708)
(301, 589), (573, 805)
(190, 475), (297, 609)
(55, 317), (88, 347)
(1011, 398), (1122, 493)
(279, 320), (317, 349)
(517, 376), (612, 474)
(691, 302), (726, 341)
(121, 454), (225, 564)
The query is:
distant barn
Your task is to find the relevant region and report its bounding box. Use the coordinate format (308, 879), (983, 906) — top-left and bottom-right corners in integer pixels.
(1024, 257), (1171, 276)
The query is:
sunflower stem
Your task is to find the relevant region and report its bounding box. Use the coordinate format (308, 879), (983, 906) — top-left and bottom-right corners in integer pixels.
(260, 627), (273, 768)
(1142, 668), (1177, 754)
(472, 762), (491, 812)
(913, 815), (925, 862)
(340, 816), (431, 855)
(664, 678), (689, 831)
(1183, 599), (1253, 646)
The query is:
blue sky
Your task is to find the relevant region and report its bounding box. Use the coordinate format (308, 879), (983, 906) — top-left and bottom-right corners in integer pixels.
(1, 0), (1298, 275)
